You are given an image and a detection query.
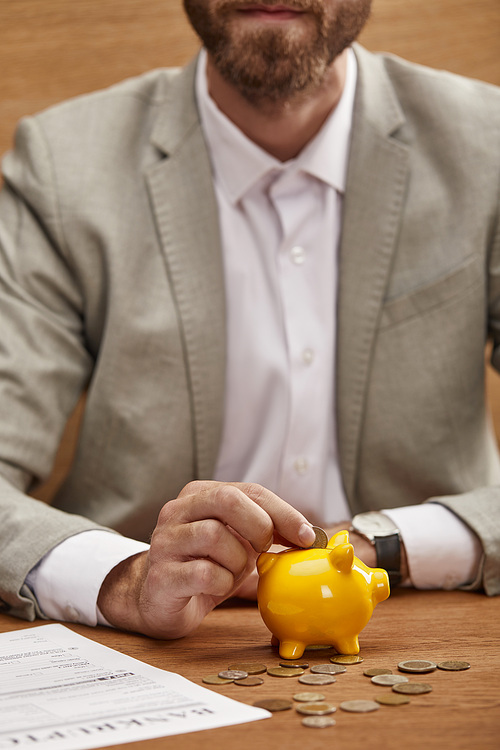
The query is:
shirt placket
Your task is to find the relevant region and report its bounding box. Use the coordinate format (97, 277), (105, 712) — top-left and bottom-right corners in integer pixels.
(269, 169), (336, 518)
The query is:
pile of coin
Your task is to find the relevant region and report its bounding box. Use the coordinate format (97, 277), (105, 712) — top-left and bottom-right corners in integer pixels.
(203, 663), (267, 687)
(201, 652), (471, 729)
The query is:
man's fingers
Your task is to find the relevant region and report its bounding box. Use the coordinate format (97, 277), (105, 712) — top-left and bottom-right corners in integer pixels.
(160, 485), (274, 552)
(164, 558), (236, 600)
(233, 483), (316, 548)
(176, 518), (250, 578)
(169, 481), (316, 550)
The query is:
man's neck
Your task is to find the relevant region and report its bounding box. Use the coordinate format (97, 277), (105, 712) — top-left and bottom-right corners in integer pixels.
(205, 50), (349, 163)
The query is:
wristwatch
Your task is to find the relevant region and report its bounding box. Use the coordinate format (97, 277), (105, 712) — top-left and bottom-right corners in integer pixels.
(350, 512), (402, 586)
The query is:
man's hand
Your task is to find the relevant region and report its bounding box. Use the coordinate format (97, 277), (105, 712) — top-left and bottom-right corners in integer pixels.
(97, 481), (316, 639)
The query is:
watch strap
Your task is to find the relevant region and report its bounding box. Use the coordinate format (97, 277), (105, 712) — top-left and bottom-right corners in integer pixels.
(374, 534), (401, 587)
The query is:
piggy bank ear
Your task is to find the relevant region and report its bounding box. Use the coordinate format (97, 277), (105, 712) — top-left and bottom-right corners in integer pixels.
(329, 530), (350, 547)
(256, 552), (278, 576)
(329, 543), (354, 574)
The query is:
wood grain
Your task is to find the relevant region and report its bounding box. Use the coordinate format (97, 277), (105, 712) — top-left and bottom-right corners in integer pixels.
(359, 0), (500, 85)
(1, 590), (499, 749)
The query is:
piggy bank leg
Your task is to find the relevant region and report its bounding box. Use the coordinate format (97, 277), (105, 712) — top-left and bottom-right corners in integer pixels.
(333, 635), (360, 655)
(279, 640), (306, 659)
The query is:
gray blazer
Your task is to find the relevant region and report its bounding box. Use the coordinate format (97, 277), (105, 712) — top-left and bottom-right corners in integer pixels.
(1, 44), (500, 619)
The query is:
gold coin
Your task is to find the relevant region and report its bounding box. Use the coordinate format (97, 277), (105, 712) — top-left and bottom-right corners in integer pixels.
(340, 700), (380, 713)
(364, 668), (393, 677)
(296, 702), (337, 716)
(218, 669), (248, 680)
(301, 716), (336, 728)
(393, 682), (433, 695)
(311, 664), (346, 675)
(228, 662), (267, 675)
(437, 660), (471, 671)
(398, 660), (436, 673)
(293, 692), (326, 703)
(330, 654), (364, 665)
(267, 666), (304, 677)
(299, 674), (336, 686)
(308, 526), (328, 549)
(375, 693), (411, 706)
(233, 676), (264, 687)
(371, 674), (409, 686)
(280, 661), (309, 669)
(202, 674), (234, 684)
(305, 644), (333, 651)
(253, 698), (292, 712)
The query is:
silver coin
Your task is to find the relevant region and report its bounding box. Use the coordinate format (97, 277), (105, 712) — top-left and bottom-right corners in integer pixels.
(299, 673), (336, 686)
(301, 716), (336, 728)
(398, 660), (437, 673)
(218, 669), (248, 680)
(340, 700), (380, 713)
(293, 692), (326, 703)
(371, 674), (409, 686)
(296, 702), (337, 716)
(309, 526), (328, 548)
(311, 663), (346, 675)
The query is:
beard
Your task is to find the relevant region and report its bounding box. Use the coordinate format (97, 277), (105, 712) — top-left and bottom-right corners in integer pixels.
(183, 0), (372, 103)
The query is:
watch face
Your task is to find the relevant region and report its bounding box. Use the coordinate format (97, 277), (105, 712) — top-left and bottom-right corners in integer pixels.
(352, 512), (399, 537)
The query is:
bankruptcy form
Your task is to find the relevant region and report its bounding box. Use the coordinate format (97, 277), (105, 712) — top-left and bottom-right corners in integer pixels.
(0, 624), (269, 750)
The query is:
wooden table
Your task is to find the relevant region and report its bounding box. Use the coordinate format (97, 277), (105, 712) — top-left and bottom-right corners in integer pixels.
(1, 590), (499, 749)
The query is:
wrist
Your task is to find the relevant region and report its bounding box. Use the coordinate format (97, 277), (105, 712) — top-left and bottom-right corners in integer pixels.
(97, 551), (147, 633)
(350, 512), (406, 587)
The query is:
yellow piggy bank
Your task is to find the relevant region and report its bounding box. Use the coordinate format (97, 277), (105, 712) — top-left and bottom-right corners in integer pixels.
(257, 530), (390, 659)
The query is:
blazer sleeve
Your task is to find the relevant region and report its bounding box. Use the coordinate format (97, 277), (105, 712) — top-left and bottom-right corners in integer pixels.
(429, 192), (500, 596)
(0, 117), (108, 620)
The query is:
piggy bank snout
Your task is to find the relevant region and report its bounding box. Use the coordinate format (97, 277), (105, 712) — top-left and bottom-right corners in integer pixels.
(372, 569), (390, 604)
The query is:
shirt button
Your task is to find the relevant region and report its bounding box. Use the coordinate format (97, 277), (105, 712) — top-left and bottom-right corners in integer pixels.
(294, 457), (309, 475)
(290, 246), (305, 265)
(302, 348), (314, 365)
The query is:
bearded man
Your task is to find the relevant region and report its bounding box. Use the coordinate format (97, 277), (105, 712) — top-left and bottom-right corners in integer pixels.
(0, 0), (499, 639)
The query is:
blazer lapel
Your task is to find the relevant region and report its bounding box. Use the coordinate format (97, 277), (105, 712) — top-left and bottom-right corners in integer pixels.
(336, 45), (411, 507)
(145, 58), (226, 480)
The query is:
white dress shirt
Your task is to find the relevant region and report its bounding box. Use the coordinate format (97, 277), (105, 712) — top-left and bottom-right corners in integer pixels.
(26, 49), (482, 626)
(206, 49), (354, 524)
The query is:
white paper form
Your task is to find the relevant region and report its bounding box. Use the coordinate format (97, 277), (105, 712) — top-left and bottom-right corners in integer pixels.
(0, 624), (270, 750)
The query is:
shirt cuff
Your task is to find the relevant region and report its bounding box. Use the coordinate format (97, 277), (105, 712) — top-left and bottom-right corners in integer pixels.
(25, 531), (150, 626)
(382, 503), (483, 590)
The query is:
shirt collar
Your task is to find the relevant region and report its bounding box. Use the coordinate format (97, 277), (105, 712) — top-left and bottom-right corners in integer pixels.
(196, 47), (357, 205)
